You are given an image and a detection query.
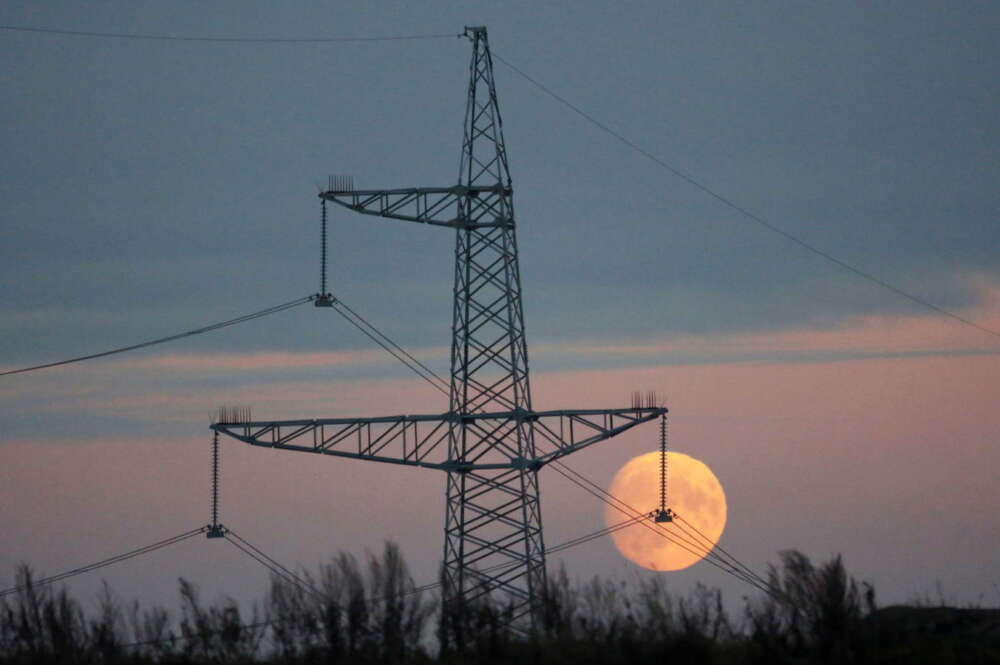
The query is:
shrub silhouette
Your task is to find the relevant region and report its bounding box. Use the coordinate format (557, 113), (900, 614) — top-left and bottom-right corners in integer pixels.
(744, 549), (874, 663)
(2, 546), (996, 664)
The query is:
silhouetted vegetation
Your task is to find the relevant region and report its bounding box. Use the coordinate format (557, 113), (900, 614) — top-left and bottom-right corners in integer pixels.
(1, 544), (998, 664)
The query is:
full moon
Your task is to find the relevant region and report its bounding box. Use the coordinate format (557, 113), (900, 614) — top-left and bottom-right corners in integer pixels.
(605, 451), (727, 571)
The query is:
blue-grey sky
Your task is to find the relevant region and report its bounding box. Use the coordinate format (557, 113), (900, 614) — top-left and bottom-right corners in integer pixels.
(2, 1), (999, 617)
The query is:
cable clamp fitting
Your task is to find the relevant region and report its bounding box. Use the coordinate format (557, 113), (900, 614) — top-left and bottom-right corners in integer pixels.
(653, 508), (674, 523)
(206, 523), (228, 539)
(314, 293), (336, 307)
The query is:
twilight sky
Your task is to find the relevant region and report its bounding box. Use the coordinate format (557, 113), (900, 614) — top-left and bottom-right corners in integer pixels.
(2, 1), (999, 614)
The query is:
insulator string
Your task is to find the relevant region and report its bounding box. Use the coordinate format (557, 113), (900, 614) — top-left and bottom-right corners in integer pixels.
(659, 413), (668, 513)
(0, 295), (314, 377)
(211, 431), (220, 527)
(320, 199), (328, 296)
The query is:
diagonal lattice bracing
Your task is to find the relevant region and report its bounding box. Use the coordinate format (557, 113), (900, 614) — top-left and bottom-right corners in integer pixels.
(213, 408), (666, 472)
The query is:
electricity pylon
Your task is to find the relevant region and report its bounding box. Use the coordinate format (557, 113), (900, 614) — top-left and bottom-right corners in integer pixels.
(212, 26), (665, 627)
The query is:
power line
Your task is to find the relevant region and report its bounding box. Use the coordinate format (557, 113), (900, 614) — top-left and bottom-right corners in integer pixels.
(0, 527), (206, 598)
(224, 535), (322, 602)
(312, 292), (780, 596)
(548, 461), (776, 598)
(12, 292), (775, 634)
(1, 22), (812, 632)
(3, 291), (774, 597)
(121, 516), (662, 651)
(674, 513), (769, 590)
(545, 514), (646, 555)
(220, 524), (440, 608)
(549, 458), (775, 593)
(333, 298), (448, 391)
(552, 457), (774, 592)
(0, 295), (314, 377)
(315, 295), (777, 596)
(110, 515), (756, 651)
(223, 529), (320, 600)
(491, 52), (1000, 342)
(118, 512), (780, 652)
(0, 24), (458, 44)
(322, 294), (451, 397)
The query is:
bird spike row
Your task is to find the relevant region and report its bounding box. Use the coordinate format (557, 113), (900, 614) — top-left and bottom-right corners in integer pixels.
(327, 174), (355, 193)
(215, 406), (252, 425)
(630, 391), (662, 410)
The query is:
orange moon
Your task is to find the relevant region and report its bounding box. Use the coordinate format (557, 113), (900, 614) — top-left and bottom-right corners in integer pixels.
(605, 451), (727, 571)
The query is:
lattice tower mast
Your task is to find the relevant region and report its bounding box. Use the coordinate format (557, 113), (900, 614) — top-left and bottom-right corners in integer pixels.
(445, 25), (542, 618)
(213, 26), (666, 626)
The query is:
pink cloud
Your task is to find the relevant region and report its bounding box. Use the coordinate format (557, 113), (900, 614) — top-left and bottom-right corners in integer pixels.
(56, 374), (450, 424)
(547, 279), (1000, 359)
(4, 347), (997, 608)
(108, 349), (409, 371)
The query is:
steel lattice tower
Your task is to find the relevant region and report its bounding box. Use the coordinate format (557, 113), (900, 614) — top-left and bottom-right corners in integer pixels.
(444, 25), (543, 622)
(213, 26), (665, 628)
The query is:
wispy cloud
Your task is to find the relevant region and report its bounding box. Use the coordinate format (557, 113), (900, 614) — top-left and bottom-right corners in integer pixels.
(5, 278), (998, 440)
(539, 280), (1000, 362)
(108, 349), (407, 371)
